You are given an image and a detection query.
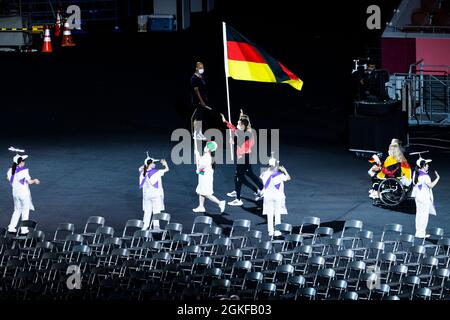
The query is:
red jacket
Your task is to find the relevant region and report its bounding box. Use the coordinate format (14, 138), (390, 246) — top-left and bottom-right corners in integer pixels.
(224, 120), (255, 159)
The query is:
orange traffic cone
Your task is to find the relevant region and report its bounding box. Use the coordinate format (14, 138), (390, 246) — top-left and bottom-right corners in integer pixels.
(61, 20), (75, 47)
(41, 25), (53, 53)
(54, 10), (62, 37)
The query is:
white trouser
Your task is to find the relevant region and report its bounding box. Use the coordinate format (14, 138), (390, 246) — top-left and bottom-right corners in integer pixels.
(9, 193), (30, 233)
(415, 199), (430, 238)
(266, 211), (281, 236)
(143, 197), (162, 229)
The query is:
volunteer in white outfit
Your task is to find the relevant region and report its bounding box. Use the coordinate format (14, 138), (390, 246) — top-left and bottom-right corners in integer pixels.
(260, 157), (291, 237)
(139, 155), (169, 230)
(7, 154), (40, 234)
(411, 158), (440, 238)
(193, 141), (226, 213)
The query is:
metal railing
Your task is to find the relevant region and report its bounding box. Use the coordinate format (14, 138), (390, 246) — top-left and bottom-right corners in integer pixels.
(386, 24), (450, 34)
(389, 63), (450, 126)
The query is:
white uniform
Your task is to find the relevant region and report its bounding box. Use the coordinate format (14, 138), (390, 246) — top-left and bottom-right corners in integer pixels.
(196, 153), (214, 196)
(139, 168), (165, 229)
(260, 169), (288, 236)
(7, 167), (35, 233)
(411, 170), (436, 238)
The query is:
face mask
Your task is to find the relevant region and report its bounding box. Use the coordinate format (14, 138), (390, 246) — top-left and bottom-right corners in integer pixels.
(198, 68), (204, 74)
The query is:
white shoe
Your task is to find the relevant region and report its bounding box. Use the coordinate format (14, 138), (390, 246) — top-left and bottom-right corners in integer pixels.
(7, 228), (16, 233)
(255, 190), (264, 201)
(274, 231), (282, 237)
(227, 191), (237, 198)
(192, 206), (206, 213)
(219, 201), (226, 213)
(193, 132), (207, 141)
(228, 199), (243, 206)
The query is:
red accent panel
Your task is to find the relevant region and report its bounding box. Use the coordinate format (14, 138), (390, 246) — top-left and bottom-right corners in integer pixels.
(415, 38), (450, 75)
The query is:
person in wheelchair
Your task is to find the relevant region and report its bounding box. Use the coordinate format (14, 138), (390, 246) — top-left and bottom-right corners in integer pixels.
(368, 139), (412, 199)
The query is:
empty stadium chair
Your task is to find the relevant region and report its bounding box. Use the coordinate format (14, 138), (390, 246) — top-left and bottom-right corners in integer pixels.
(428, 268), (450, 298)
(295, 287), (316, 300)
(381, 223), (403, 251)
(327, 279), (348, 300)
(241, 271), (263, 299)
(228, 260), (252, 288)
(229, 219), (251, 248)
(282, 275), (306, 297)
(208, 279), (231, 298)
(121, 220), (144, 243)
(314, 268), (336, 297)
(340, 220), (363, 248)
(82, 216), (105, 241)
(162, 223), (183, 241)
(386, 264), (408, 295)
(401, 275), (421, 300)
(311, 227), (334, 246)
(190, 216), (213, 244)
(290, 245), (313, 274)
(342, 291), (359, 300)
(346, 264), (364, 290)
(240, 230), (263, 259)
(414, 287), (432, 300)
(272, 264), (295, 293)
(297, 216), (321, 243)
(199, 226), (223, 255)
(255, 282), (277, 300)
(352, 230), (374, 256)
(148, 213), (171, 240)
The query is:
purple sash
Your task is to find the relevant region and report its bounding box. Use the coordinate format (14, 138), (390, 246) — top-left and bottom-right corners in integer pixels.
(9, 167), (26, 185)
(417, 170), (429, 191)
(139, 169), (159, 189)
(264, 171), (283, 190)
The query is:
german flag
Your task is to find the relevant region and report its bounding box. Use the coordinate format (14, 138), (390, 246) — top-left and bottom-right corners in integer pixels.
(225, 24), (303, 91)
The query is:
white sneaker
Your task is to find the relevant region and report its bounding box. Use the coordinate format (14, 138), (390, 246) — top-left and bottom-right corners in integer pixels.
(227, 191), (237, 198)
(274, 231), (282, 237)
(193, 132), (207, 141)
(219, 201), (226, 213)
(228, 199), (243, 206)
(192, 206), (206, 213)
(7, 228), (16, 233)
(255, 190), (264, 201)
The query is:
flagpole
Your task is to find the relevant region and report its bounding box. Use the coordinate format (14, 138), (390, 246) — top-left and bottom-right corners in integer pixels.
(222, 21), (234, 162)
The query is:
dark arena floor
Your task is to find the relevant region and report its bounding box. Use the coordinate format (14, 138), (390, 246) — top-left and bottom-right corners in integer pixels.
(1, 130), (449, 240)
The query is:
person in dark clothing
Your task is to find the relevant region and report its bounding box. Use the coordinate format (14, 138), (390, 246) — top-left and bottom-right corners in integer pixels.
(191, 62), (212, 140)
(220, 110), (264, 206)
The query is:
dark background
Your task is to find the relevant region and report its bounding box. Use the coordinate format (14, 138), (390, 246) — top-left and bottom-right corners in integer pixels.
(0, 0), (401, 144)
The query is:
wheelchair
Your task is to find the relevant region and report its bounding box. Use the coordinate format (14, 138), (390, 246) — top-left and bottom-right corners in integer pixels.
(372, 177), (412, 207)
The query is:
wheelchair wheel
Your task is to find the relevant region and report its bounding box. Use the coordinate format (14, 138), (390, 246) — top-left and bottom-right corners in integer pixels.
(377, 178), (406, 207)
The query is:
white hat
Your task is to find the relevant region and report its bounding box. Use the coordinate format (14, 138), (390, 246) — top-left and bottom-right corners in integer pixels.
(416, 158), (432, 167)
(268, 157), (278, 167)
(13, 154), (28, 164)
(144, 151), (159, 166)
(390, 138), (402, 147)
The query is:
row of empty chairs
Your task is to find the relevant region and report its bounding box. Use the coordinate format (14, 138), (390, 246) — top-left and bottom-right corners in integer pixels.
(1, 215), (450, 300)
